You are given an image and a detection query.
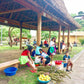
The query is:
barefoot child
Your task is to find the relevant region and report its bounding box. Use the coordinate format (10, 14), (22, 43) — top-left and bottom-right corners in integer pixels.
(39, 49), (50, 66)
(19, 46), (37, 73)
(63, 51), (73, 72)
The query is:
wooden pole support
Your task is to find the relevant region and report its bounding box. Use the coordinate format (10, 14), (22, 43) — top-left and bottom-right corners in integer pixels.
(49, 31), (51, 43)
(67, 27), (70, 51)
(58, 25), (61, 53)
(20, 23), (22, 50)
(37, 13), (42, 46)
(63, 30), (65, 41)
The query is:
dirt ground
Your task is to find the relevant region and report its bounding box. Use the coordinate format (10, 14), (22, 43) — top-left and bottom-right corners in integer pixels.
(0, 50), (22, 63)
(0, 47), (48, 63)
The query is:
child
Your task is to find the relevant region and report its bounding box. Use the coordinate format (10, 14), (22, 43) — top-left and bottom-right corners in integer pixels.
(39, 49), (50, 66)
(19, 46), (37, 73)
(63, 51), (73, 72)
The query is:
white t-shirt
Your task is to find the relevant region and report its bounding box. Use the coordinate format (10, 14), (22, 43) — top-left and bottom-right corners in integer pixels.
(50, 41), (55, 47)
(41, 52), (48, 58)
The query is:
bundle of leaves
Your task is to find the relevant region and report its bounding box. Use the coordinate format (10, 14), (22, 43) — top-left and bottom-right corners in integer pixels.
(37, 66), (71, 83)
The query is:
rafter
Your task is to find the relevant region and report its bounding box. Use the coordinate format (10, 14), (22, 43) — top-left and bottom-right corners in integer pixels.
(14, 0), (40, 13)
(25, 19), (52, 23)
(0, 1), (14, 5)
(0, 8), (30, 15)
(26, 0), (69, 27)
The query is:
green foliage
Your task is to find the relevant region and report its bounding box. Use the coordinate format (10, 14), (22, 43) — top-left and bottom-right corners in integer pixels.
(78, 11), (84, 15)
(41, 31), (49, 40)
(79, 39), (84, 45)
(22, 29), (31, 39)
(70, 11), (84, 31)
(75, 19), (84, 31)
(71, 13), (77, 17)
(0, 26), (9, 37)
(11, 28), (20, 37)
(0, 26), (31, 41)
(51, 31), (58, 39)
(41, 31), (58, 40)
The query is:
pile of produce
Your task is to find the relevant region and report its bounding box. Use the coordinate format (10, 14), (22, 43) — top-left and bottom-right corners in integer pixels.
(39, 74), (51, 81)
(37, 66), (71, 83)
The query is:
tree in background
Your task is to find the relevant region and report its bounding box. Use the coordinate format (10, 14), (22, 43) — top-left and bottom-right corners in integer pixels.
(22, 29), (31, 39)
(71, 11), (84, 31)
(8, 27), (14, 47)
(41, 31), (58, 41)
(0, 25), (31, 47)
(78, 11), (84, 15)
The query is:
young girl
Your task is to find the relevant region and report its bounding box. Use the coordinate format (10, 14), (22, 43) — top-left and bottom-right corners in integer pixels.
(39, 49), (50, 66)
(19, 46), (37, 73)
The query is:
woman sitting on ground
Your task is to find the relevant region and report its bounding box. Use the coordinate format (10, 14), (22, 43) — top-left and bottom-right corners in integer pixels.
(39, 49), (50, 66)
(19, 46), (37, 73)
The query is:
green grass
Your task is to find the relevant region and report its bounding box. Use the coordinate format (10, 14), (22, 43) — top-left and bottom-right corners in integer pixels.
(0, 47), (84, 84)
(0, 68), (39, 84)
(0, 46), (19, 51)
(53, 47), (84, 61)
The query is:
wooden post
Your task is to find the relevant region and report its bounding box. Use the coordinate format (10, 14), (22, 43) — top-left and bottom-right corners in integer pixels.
(49, 31), (51, 43)
(63, 30), (64, 41)
(20, 23), (22, 50)
(67, 27), (70, 51)
(58, 25), (61, 53)
(37, 13), (42, 46)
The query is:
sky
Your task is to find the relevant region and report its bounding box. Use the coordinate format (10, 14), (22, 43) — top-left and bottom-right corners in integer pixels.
(64, 0), (84, 14)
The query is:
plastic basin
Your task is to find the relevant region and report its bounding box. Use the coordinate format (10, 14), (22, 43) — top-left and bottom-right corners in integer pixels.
(55, 60), (62, 65)
(37, 77), (50, 84)
(4, 67), (18, 76)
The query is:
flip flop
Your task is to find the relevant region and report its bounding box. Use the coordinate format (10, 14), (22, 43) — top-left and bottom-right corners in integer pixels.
(33, 70), (37, 73)
(30, 70), (34, 73)
(30, 70), (37, 73)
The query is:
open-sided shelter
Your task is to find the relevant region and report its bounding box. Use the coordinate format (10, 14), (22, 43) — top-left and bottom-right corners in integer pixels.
(0, 0), (81, 53)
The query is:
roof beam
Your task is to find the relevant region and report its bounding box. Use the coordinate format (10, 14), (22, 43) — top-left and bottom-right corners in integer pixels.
(0, 8), (30, 15)
(14, 0), (40, 13)
(0, 1), (14, 5)
(27, 0), (69, 27)
(25, 19), (52, 23)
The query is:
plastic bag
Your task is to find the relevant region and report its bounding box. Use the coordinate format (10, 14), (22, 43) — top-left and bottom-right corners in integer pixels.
(34, 57), (41, 63)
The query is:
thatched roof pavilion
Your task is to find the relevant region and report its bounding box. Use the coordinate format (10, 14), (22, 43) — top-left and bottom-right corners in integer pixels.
(0, 0), (81, 53)
(0, 0), (80, 30)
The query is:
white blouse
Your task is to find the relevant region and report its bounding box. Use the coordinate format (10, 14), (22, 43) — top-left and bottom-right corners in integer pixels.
(50, 41), (55, 47)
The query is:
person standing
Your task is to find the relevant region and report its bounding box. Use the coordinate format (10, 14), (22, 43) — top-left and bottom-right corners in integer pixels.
(47, 37), (55, 62)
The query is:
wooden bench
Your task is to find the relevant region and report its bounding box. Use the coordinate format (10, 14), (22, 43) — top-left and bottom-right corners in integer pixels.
(0, 59), (20, 71)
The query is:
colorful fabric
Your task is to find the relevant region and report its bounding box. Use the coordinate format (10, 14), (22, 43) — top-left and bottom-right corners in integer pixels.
(47, 47), (55, 56)
(44, 40), (47, 44)
(45, 56), (50, 64)
(31, 56), (35, 59)
(35, 46), (41, 55)
(21, 49), (30, 56)
(31, 50), (35, 57)
(63, 55), (70, 62)
(19, 56), (29, 64)
(50, 47), (54, 53)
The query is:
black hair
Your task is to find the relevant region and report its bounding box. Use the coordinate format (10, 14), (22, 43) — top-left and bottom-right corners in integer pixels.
(27, 45), (33, 52)
(65, 51), (69, 54)
(51, 37), (55, 41)
(39, 49), (43, 52)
